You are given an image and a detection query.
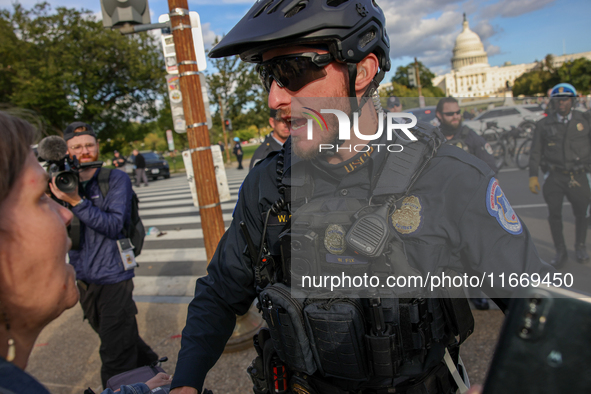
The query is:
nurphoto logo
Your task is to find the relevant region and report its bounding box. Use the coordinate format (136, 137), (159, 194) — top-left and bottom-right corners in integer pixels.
(303, 108), (419, 153)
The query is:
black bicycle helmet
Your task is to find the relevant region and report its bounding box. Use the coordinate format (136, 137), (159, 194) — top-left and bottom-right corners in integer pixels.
(208, 0), (391, 74)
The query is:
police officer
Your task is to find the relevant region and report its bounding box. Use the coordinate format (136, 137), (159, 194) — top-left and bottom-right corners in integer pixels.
(249, 109), (290, 171)
(170, 2), (550, 393)
(436, 97), (498, 174)
(232, 137), (244, 170)
(387, 96), (402, 112)
(529, 83), (591, 267)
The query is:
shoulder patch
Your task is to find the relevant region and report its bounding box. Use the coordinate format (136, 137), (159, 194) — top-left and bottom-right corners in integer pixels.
(486, 178), (522, 235)
(390, 195), (423, 235)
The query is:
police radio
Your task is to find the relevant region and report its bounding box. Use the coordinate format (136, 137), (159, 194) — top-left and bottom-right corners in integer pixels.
(345, 196), (395, 258)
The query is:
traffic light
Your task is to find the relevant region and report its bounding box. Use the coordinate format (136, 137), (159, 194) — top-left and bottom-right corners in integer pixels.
(224, 119), (232, 131)
(408, 68), (417, 87)
(100, 0), (151, 28)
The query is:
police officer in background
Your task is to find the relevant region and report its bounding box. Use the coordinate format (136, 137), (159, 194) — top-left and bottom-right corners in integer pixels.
(436, 97), (498, 174)
(529, 83), (591, 267)
(232, 137), (244, 169)
(249, 109), (290, 171)
(170, 2), (550, 393)
(386, 96), (402, 112)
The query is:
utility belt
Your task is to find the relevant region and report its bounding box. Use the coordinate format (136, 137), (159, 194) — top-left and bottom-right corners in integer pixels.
(546, 163), (589, 175)
(251, 281), (466, 386)
(248, 324), (461, 394)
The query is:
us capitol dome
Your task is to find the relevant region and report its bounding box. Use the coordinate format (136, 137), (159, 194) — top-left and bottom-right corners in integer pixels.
(431, 14), (591, 98)
(451, 14), (489, 70)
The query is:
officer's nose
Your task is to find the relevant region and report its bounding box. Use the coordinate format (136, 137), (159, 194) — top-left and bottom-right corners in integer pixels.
(268, 80), (292, 111)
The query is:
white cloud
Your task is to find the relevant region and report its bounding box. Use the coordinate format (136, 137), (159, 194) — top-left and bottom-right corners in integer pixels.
(481, 0), (555, 18)
(201, 22), (218, 50)
(486, 44), (501, 57)
(377, 0), (550, 74)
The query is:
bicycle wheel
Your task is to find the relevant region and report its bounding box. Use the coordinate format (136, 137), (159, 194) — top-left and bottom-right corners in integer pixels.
(518, 121), (536, 137)
(516, 138), (533, 170)
(482, 128), (501, 143)
(491, 142), (506, 170)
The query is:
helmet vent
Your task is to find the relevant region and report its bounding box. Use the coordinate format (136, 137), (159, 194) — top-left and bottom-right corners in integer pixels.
(359, 30), (376, 49)
(326, 0), (348, 7)
(253, 0), (275, 18)
(285, 1), (307, 18)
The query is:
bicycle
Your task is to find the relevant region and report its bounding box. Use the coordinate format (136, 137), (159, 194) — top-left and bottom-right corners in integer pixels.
(483, 121), (530, 169)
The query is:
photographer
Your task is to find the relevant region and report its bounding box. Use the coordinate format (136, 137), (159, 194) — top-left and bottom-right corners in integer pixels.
(49, 122), (159, 388)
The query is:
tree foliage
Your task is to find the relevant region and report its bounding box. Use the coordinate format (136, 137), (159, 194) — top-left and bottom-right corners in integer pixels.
(0, 3), (166, 140)
(513, 55), (591, 96)
(206, 37), (269, 142)
(391, 61), (437, 89)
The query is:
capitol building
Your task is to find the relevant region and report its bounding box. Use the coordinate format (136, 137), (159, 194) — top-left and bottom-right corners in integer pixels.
(431, 14), (591, 97)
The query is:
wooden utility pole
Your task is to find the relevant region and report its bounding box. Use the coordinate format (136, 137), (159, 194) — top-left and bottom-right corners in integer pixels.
(414, 57), (425, 108)
(414, 57), (423, 98)
(168, 0), (225, 260)
(218, 95), (231, 164)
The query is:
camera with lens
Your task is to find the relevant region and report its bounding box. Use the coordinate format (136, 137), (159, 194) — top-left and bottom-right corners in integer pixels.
(46, 155), (83, 194)
(37, 135), (102, 195)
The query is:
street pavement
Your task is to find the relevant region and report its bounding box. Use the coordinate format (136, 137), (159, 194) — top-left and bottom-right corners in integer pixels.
(25, 157), (590, 393)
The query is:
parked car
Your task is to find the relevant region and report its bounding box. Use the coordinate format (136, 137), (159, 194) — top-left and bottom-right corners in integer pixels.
(404, 106), (438, 125)
(125, 151), (170, 181)
(463, 105), (545, 135)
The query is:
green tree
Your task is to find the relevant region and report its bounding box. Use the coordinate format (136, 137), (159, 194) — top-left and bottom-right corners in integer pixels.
(558, 58), (591, 94)
(206, 37), (268, 143)
(513, 70), (555, 96)
(392, 61), (437, 89)
(0, 3), (165, 138)
(511, 54), (591, 96)
(380, 82), (444, 109)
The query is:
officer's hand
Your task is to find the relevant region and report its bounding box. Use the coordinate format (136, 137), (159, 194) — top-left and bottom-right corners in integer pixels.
(529, 176), (540, 194)
(146, 372), (172, 390)
(170, 387), (199, 394)
(466, 385), (483, 394)
(49, 177), (82, 206)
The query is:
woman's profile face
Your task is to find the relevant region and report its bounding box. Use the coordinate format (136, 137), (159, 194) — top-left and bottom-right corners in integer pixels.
(0, 151), (79, 327)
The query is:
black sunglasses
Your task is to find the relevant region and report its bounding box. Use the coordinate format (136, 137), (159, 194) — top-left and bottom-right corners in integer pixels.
(442, 110), (461, 116)
(257, 52), (334, 92)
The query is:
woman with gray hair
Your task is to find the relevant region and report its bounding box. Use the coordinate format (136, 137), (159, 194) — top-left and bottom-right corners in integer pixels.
(0, 112), (170, 393)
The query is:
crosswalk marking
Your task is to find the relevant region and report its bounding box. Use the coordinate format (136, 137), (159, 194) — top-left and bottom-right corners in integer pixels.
(139, 193), (238, 203)
(140, 202), (237, 216)
(142, 213), (234, 227)
(132, 170), (246, 263)
(144, 228), (228, 241)
(136, 247), (207, 263)
(128, 169), (250, 296)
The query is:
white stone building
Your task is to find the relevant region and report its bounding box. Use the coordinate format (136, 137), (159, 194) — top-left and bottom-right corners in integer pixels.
(430, 15), (591, 98)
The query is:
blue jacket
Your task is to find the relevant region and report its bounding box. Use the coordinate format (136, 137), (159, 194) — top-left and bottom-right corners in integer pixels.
(68, 168), (134, 285)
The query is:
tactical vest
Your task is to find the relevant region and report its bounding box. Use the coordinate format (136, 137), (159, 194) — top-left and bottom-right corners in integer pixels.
(246, 122), (474, 393)
(445, 126), (471, 153)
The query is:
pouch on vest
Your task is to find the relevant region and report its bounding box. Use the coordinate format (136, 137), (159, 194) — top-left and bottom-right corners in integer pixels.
(303, 297), (368, 381)
(259, 283), (317, 375)
(438, 269), (474, 345)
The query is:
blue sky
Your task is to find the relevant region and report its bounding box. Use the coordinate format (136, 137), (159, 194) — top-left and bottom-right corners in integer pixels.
(2, 0), (590, 82)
